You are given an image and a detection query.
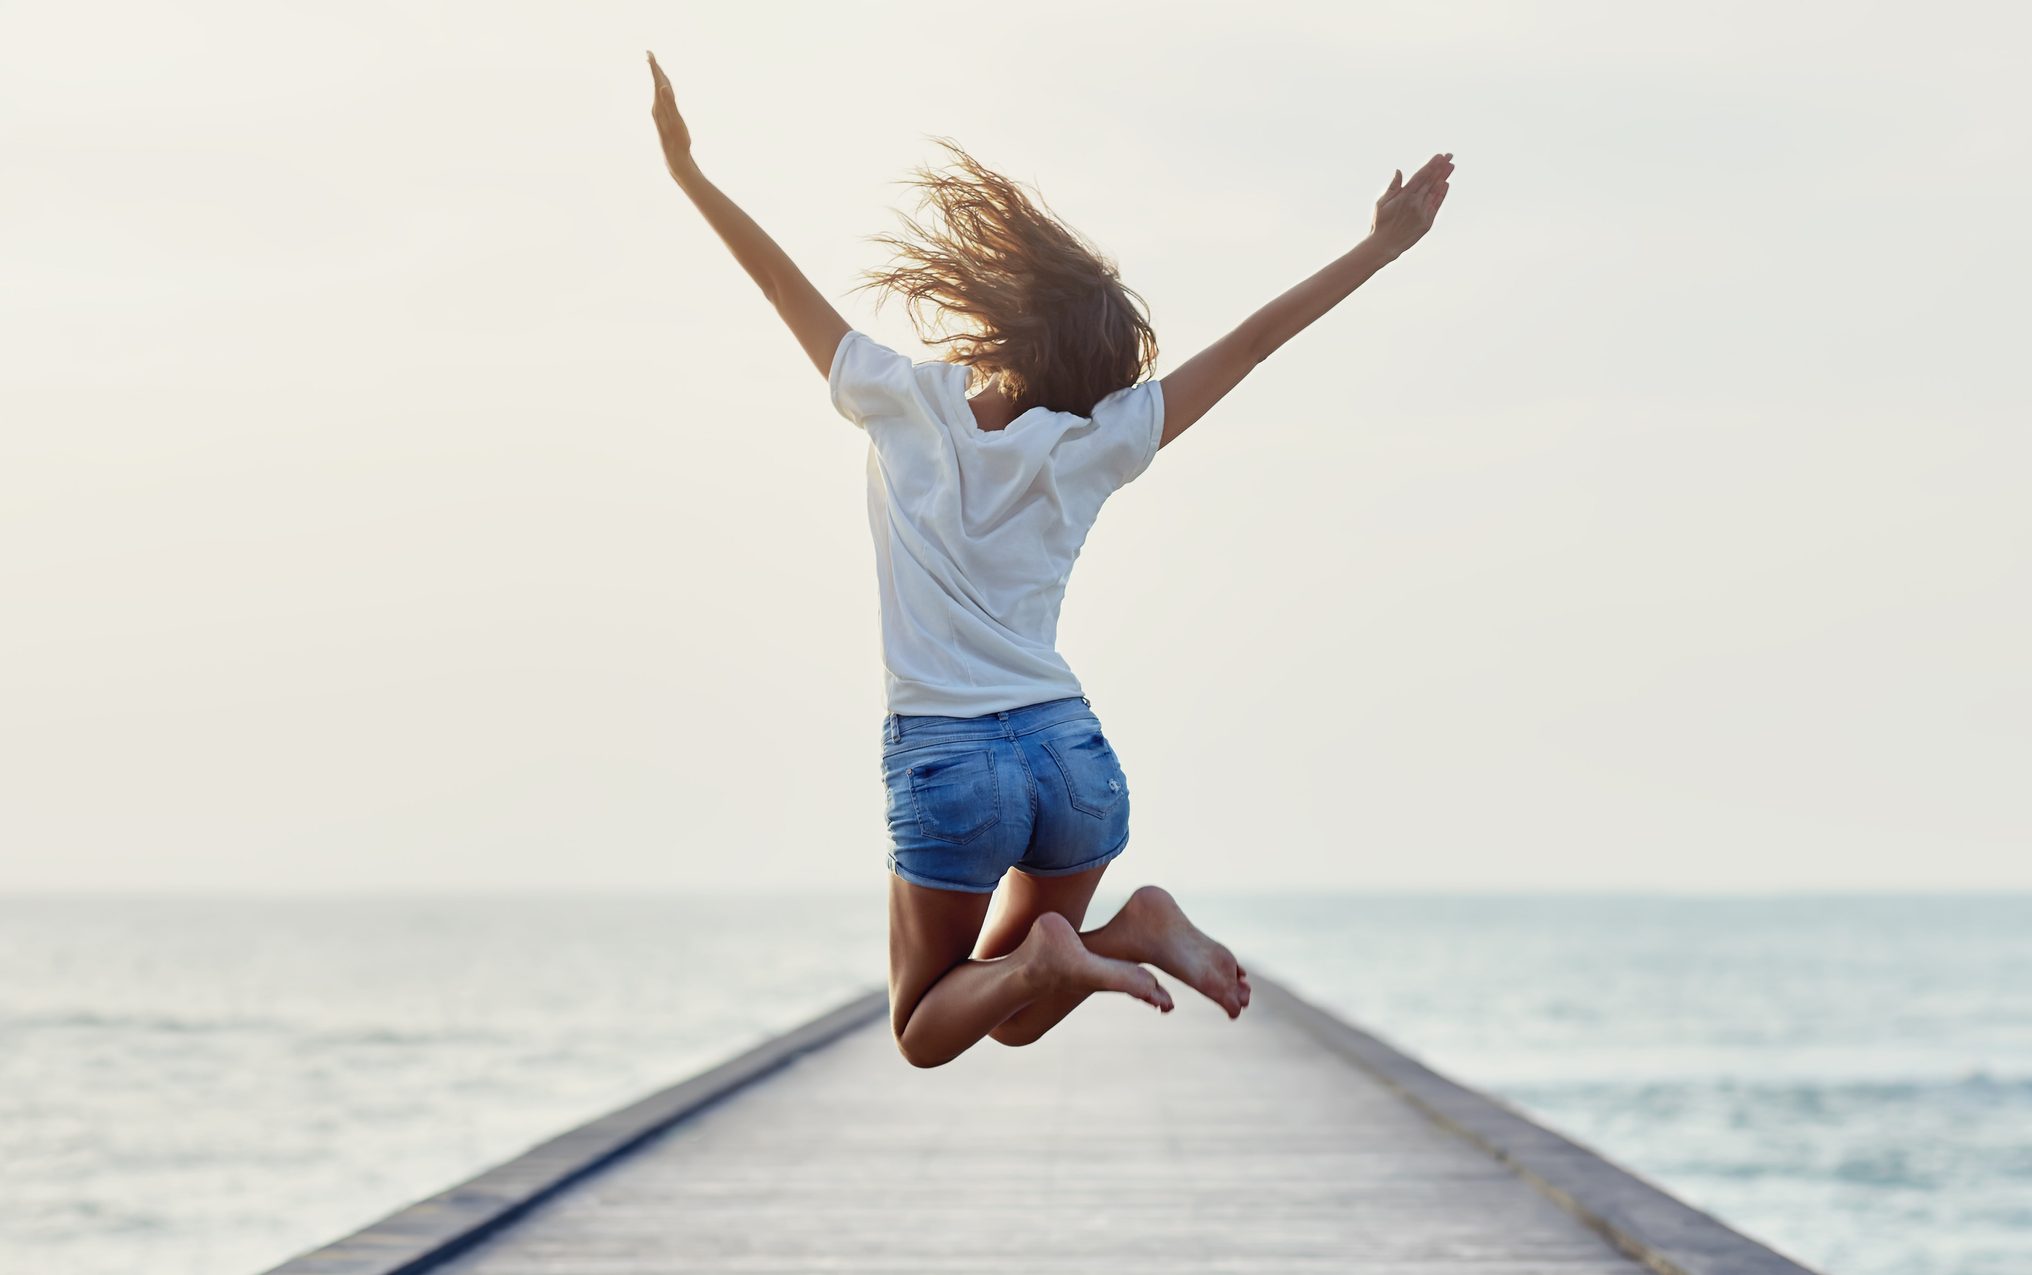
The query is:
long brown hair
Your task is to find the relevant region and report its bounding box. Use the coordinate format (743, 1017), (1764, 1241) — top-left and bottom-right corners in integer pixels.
(848, 136), (1158, 418)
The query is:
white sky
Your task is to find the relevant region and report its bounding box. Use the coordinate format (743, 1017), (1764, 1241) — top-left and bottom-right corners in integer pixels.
(3, 1), (2026, 892)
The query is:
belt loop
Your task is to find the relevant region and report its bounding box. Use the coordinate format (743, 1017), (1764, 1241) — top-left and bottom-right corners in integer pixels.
(1080, 695), (1091, 707)
(885, 713), (898, 744)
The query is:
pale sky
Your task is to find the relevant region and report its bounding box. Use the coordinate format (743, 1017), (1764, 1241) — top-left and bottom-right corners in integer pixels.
(3, 1), (2026, 892)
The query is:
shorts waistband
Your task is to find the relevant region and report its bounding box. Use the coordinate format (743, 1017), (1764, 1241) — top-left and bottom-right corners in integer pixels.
(883, 694), (1093, 746)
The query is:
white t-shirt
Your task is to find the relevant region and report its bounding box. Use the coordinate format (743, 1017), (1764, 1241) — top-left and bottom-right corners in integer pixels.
(828, 327), (1164, 717)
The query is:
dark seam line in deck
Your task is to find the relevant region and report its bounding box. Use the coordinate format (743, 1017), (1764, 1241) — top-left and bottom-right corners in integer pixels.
(1256, 976), (1823, 1275)
(258, 990), (886, 1275)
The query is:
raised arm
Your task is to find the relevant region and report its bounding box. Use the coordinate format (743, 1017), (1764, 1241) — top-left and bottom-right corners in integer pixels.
(647, 51), (849, 381)
(1156, 152), (1454, 449)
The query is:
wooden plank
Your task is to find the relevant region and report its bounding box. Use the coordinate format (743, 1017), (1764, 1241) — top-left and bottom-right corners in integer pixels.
(267, 971), (1823, 1275)
(425, 978), (1658, 1274)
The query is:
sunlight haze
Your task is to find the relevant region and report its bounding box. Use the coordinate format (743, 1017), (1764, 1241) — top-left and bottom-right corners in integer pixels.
(3, 0), (2026, 892)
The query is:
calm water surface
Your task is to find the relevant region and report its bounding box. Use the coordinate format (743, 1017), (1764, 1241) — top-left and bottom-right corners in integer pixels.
(3, 892), (2026, 1275)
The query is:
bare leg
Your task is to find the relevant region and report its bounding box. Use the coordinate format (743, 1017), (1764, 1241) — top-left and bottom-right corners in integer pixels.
(981, 878), (1252, 1046)
(886, 874), (1172, 1069)
(973, 860), (1114, 956)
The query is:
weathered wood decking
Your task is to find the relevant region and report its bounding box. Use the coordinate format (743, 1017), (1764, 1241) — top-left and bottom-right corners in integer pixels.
(266, 975), (1820, 1275)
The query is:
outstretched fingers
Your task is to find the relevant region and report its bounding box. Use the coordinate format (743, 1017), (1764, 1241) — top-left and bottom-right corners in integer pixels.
(1405, 151), (1453, 195)
(1411, 153), (1453, 226)
(647, 50), (680, 112)
(646, 50), (693, 162)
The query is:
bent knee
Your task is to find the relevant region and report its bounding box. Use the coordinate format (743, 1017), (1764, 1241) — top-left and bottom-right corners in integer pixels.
(988, 1020), (1043, 1048)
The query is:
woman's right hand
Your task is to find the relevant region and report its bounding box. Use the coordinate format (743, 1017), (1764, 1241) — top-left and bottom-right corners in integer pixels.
(1369, 152), (1454, 258)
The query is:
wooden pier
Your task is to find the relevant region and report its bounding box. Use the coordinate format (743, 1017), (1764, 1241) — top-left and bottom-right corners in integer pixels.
(264, 974), (1819, 1275)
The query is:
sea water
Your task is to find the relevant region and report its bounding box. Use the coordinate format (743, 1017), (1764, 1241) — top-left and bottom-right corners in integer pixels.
(3, 893), (2025, 1275)
(1196, 893), (2032, 1275)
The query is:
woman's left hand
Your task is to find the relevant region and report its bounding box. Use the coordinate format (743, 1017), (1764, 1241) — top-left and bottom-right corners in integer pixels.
(1368, 152), (1453, 258)
(646, 50), (693, 177)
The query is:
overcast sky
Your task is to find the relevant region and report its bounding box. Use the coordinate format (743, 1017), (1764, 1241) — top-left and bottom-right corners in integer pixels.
(3, 1), (2025, 893)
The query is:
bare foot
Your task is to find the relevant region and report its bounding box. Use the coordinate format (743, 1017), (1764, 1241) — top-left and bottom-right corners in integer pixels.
(1017, 912), (1173, 1013)
(1109, 885), (1249, 1018)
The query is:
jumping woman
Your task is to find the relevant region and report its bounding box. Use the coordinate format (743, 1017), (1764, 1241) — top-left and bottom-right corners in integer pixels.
(647, 51), (1452, 1068)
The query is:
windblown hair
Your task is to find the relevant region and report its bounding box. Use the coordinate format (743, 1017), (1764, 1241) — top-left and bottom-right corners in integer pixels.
(847, 137), (1157, 418)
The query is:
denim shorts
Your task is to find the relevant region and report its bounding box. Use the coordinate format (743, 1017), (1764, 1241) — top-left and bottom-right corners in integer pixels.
(879, 694), (1132, 893)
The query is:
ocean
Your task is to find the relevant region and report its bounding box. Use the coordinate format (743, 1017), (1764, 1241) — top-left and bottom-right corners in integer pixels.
(3, 892), (2026, 1275)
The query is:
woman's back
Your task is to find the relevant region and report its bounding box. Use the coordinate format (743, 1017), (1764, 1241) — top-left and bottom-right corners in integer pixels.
(829, 328), (1163, 717)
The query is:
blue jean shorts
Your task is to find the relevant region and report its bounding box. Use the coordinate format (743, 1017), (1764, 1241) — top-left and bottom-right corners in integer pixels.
(879, 694), (1132, 894)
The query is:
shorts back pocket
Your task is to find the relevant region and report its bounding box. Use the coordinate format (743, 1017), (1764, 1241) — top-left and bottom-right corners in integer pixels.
(906, 749), (1001, 844)
(1042, 730), (1127, 818)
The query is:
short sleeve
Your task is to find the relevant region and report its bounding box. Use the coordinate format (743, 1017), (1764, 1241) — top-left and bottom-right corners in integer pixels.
(1085, 377), (1165, 491)
(828, 328), (924, 430)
